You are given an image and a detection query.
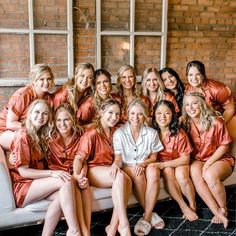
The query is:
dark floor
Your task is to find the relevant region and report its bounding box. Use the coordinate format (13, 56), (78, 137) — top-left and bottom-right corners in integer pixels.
(1, 186), (236, 236)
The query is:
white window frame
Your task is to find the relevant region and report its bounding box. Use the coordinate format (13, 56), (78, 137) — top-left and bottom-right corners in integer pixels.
(0, 0), (73, 86)
(96, 0), (168, 71)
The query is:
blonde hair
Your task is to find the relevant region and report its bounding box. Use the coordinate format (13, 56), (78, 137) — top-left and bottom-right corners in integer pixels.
(142, 67), (165, 100)
(94, 98), (121, 133)
(116, 64), (140, 97)
(29, 64), (54, 82)
(66, 62), (95, 112)
(24, 99), (52, 154)
(127, 99), (148, 124)
(50, 104), (83, 138)
(182, 92), (221, 132)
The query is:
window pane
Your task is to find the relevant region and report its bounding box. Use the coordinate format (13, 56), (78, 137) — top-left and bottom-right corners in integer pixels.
(135, 0), (162, 32)
(0, 0), (28, 29)
(101, 0), (130, 31)
(0, 34), (30, 78)
(101, 36), (130, 74)
(33, 0), (67, 30)
(35, 34), (67, 78)
(135, 36), (161, 75)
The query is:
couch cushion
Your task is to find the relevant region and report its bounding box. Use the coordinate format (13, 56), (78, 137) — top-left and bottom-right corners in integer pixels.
(25, 199), (50, 212)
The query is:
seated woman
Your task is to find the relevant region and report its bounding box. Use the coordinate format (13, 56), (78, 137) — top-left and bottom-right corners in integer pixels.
(53, 62), (95, 112)
(115, 64), (150, 124)
(185, 60), (236, 152)
(159, 67), (185, 111)
(0, 64), (55, 150)
(150, 100), (198, 221)
(182, 92), (235, 229)
(9, 99), (81, 236)
(77, 68), (119, 125)
(113, 99), (164, 236)
(141, 67), (180, 123)
(47, 104), (91, 236)
(73, 98), (132, 236)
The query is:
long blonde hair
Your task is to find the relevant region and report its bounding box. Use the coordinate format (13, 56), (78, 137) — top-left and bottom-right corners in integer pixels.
(66, 62), (95, 112)
(116, 65), (140, 97)
(142, 67), (165, 100)
(182, 92), (221, 132)
(24, 99), (53, 154)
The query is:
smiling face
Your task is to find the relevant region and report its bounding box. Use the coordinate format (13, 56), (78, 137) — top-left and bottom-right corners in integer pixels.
(120, 69), (135, 90)
(187, 66), (203, 88)
(184, 95), (201, 119)
(155, 104), (172, 129)
(30, 102), (49, 130)
(161, 71), (177, 91)
(145, 71), (159, 92)
(76, 68), (94, 92)
(33, 71), (54, 94)
(96, 74), (112, 99)
(128, 105), (145, 128)
(100, 104), (120, 128)
(55, 110), (73, 137)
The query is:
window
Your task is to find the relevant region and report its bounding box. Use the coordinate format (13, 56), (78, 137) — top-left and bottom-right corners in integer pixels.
(96, 0), (168, 75)
(0, 0), (73, 85)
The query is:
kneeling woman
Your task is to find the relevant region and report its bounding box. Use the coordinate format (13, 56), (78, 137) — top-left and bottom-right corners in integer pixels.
(73, 98), (132, 236)
(182, 92), (235, 228)
(9, 99), (81, 236)
(113, 99), (164, 236)
(150, 100), (198, 221)
(47, 104), (91, 236)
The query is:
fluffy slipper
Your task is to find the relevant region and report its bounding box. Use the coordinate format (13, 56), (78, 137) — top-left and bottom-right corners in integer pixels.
(134, 218), (151, 236)
(151, 212), (165, 229)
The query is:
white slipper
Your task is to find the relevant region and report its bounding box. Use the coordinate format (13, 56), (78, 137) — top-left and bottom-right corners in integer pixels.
(134, 217), (152, 236)
(151, 212), (165, 229)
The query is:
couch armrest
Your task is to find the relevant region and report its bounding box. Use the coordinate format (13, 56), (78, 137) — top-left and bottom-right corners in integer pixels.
(0, 146), (16, 212)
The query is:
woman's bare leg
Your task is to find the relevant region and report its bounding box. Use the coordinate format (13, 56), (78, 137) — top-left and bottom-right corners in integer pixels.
(163, 167), (198, 221)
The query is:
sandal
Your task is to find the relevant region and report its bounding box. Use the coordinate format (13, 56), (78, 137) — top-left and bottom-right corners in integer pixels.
(151, 212), (165, 229)
(134, 218), (151, 236)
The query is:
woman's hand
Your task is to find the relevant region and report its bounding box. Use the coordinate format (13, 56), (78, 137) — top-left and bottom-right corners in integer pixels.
(75, 173), (89, 189)
(109, 163), (120, 180)
(202, 161), (211, 178)
(133, 163), (145, 176)
(50, 170), (72, 182)
(9, 152), (17, 166)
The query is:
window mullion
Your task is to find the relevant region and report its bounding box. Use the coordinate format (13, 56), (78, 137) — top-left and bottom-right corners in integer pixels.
(96, 0), (101, 69)
(68, 0), (74, 78)
(130, 0), (135, 66)
(28, 0), (35, 68)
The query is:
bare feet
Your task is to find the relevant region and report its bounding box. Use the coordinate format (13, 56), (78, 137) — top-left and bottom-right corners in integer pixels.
(181, 206), (198, 221)
(105, 224), (118, 236)
(211, 208), (228, 228)
(118, 224), (131, 236)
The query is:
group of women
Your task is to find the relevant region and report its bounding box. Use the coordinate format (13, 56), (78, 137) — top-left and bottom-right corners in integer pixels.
(0, 60), (235, 236)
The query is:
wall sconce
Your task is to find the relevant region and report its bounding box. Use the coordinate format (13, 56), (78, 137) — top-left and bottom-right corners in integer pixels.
(122, 42), (130, 51)
(74, 7), (89, 29)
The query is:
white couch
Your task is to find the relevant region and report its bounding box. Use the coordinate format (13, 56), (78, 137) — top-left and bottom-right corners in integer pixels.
(0, 145), (235, 230)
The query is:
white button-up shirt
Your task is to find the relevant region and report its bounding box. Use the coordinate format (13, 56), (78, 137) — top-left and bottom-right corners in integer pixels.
(113, 123), (163, 165)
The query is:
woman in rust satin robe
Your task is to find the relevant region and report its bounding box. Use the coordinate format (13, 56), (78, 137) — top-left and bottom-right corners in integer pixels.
(115, 64), (151, 124)
(150, 100), (198, 222)
(185, 60), (236, 153)
(0, 64), (55, 150)
(47, 104), (91, 236)
(52, 62), (94, 112)
(9, 99), (81, 236)
(182, 92), (235, 229)
(73, 98), (132, 236)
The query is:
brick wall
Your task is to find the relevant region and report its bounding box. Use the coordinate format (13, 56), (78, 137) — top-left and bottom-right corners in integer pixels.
(0, 0), (235, 111)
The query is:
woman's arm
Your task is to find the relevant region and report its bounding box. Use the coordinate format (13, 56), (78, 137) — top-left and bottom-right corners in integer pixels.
(162, 154), (190, 169)
(202, 144), (228, 175)
(6, 109), (21, 131)
(222, 100), (235, 123)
